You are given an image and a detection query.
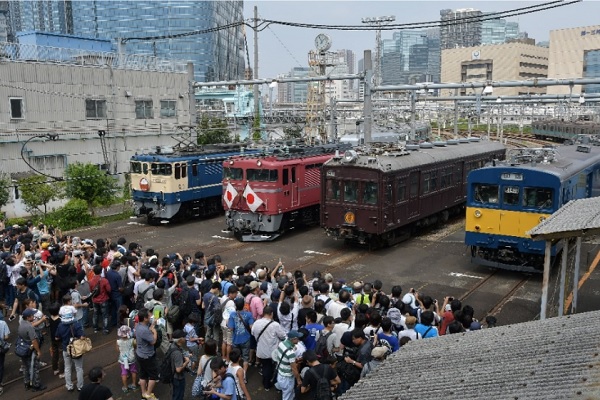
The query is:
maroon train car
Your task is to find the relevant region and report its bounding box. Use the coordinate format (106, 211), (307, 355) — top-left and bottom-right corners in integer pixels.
(321, 139), (506, 246)
(223, 143), (350, 241)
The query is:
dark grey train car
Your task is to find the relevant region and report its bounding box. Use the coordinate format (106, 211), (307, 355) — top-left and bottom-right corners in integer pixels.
(321, 139), (506, 246)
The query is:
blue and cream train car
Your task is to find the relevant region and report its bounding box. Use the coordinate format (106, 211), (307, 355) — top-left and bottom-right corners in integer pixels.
(130, 144), (259, 223)
(466, 145), (600, 272)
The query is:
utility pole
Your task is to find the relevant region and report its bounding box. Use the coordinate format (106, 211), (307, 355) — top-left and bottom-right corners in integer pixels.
(361, 15), (395, 92)
(363, 50), (373, 143)
(253, 6), (260, 139)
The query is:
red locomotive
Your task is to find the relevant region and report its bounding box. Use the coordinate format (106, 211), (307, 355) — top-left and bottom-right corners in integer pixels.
(223, 143), (351, 241)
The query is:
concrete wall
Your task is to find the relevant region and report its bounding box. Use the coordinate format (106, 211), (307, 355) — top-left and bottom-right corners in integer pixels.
(441, 42), (549, 97)
(547, 25), (600, 95)
(0, 58), (194, 218)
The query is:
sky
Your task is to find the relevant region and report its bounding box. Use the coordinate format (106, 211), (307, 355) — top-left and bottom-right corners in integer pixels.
(243, 0), (600, 79)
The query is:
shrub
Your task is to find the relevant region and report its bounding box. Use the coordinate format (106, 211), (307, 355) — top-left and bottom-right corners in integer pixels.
(44, 199), (93, 231)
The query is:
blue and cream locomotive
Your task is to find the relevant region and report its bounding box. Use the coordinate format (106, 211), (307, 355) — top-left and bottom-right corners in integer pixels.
(130, 144), (259, 223)
(466, 145), (600, 272)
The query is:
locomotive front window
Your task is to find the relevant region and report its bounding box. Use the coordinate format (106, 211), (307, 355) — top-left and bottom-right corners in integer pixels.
(523, 187), (553, 209)
(130, 162), (142, 174)
(326, 180), (341, 201)
(224, 167), (243, 180)
(363, 182), (378, 204)
(503, 186), (520, 205)
(151, 163), (172, 176)
(344, 181), (358, 202)
(143, 163), (148, 174)
(247, 169), (278, 182)
(473, 184), (499, 204)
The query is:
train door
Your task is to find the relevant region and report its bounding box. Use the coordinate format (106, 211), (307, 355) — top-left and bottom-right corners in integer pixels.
(455, 161), (465, 202)
(406, 171), (420, 220)
(291, 166), (299, 207)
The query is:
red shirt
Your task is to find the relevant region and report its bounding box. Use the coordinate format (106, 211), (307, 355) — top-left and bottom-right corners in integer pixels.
(89, 275), (111, 304)
(439, 310), (455, 336)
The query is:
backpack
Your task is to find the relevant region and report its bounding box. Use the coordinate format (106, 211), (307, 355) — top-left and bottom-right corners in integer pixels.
(159, 344), (178, 384)
(166, 305), (180, 324)
(0, 261), (8, 285)
(243, 295), (255, 313)
(315, 330), (332, 359)
(309, 366), (333, 400)
(135, 284), (154, 311)
(25, 288), (40, 306)
(176, 287), (193, 316)
(204, 295), (222, 328)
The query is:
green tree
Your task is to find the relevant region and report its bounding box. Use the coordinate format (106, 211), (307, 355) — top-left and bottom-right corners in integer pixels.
(0, 174), (10, 214)
(19, 175), (63, 217)
(64, 162), (119, 216)
(196, 114), (231, 145)
(252, 111), (262, 142)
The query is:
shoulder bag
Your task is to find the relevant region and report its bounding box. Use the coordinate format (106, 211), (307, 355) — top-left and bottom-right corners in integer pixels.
(67, 325), (92, 359)
(14, 337), (33, 358)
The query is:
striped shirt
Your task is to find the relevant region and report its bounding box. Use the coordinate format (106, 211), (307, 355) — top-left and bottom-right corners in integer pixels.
(274, 339), (296, 378)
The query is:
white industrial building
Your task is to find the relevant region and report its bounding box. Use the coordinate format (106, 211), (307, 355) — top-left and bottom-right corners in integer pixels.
(0, 41), (195, 218)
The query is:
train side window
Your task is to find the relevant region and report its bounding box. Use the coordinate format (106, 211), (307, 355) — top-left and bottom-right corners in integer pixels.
(503, 186), (520, 205)
(143, 163), (148, 174)
(292, 167), (296, 183)
(385, 183), (392, 203)
(130, 162), (141, 173)
(192, 163), (198, 177)
(523, 187), (553, 209)
(181, 163), (187, 179)
(409, 173), (419, 198)
(344, 181), (358, 203)
(283, 169), (289, 185)
(397, 178), (407, 202)
(174, 163), (181, 180)
(423, 172), (432, 194)
(474, 184), (499, 204)
(363, 182), (377, 204)
(326, 180), (341, 200)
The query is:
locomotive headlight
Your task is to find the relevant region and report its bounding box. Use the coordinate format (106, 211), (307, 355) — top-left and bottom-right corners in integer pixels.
(257, 160), (262, 167)
(474, 209), (482, 218)
(539, 216), (547, 223)
(229, 160), (234, 165)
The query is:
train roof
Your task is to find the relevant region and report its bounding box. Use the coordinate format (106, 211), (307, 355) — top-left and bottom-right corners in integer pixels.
(324, 139), (505, 173)
(131, 143), (259, 162)
(470, 144), (600, 181)
(226, 143), (352, 164)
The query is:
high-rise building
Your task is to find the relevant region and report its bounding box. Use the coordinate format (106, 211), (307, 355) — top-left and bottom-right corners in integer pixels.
(440, 8), (522, 49)
(3, 0), (244, 82)
(71, 1), (244, 82)
(276, 67), (311, 104)
(440, 8), (482, 49)
(381, 29), (441, 85)
(4, 0), (72, 41)
(481, 16), (520, 45)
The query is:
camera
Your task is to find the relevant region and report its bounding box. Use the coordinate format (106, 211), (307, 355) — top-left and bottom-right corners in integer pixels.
(448, 297), (454, 301)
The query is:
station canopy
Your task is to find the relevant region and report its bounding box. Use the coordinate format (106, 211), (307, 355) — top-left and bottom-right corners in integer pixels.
(528, 197), (600, 241)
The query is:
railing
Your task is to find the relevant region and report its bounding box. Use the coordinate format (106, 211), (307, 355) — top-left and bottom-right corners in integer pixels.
(0, 42), (188, 73)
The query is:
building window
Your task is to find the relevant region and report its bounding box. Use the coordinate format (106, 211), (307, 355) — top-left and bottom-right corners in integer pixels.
(135, 100), (154, 119)
(85, 99), (107, 119)
(10, 98), (23, 119)
(160, 100), (177, 118)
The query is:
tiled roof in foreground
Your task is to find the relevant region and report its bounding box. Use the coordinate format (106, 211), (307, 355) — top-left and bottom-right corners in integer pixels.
(340, 310), (600, 400)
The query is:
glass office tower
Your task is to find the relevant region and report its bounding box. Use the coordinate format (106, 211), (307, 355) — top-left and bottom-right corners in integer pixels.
(4, 0), (72, 41)
(70, 0), (244, 82)
(584, 49), (600, 94)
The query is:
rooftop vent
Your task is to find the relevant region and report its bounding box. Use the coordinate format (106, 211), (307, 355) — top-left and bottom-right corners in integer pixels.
(433, 141), (447, 147)
(577, 145), (592, 153)
(469, 137), (481, 142)
(419, 142), (434, 149)
(447, 139), (459, 145)
(459, 138), (470, 144)
(406, 144), (420, 151)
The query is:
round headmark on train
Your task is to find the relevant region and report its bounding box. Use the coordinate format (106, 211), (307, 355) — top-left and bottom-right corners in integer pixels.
(139, 178), (150, 191)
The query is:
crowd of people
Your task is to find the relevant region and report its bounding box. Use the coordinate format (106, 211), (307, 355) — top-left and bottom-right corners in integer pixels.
(0, 220), (497, 400)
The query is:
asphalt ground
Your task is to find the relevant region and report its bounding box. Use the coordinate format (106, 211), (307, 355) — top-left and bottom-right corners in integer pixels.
(4, 214), (600, 400)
